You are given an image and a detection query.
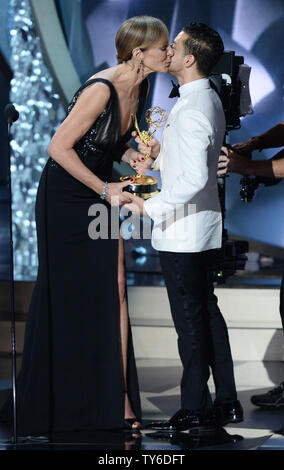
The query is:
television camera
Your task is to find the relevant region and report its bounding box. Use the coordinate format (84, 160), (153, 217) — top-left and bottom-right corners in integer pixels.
(209, 51), (254, 283)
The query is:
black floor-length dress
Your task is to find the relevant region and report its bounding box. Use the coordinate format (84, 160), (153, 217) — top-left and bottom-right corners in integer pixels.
(0, 78), (148, 435)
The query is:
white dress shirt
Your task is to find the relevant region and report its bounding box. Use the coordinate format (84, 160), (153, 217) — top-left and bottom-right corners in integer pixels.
(144, 78), (225, 253)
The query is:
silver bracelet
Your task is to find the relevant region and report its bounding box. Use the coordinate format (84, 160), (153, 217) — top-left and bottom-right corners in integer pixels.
(100, 182), (109, 200)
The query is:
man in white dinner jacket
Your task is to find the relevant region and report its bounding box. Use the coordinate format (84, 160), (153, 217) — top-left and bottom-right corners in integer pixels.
(125, 23), (243, 432)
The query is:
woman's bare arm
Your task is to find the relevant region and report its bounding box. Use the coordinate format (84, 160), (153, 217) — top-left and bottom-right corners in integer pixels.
(48, 83), (111, 196)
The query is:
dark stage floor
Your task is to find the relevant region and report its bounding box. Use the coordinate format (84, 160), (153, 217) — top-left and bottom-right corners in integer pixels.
(0, 358), (284, 451)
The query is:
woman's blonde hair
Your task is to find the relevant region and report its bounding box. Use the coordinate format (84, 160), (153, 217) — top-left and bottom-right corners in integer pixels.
(115, 16), (169, 63)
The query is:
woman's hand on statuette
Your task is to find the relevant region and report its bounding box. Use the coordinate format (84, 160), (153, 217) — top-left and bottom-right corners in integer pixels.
(105, 181), (133, 206)
(128, 149), (153, 175)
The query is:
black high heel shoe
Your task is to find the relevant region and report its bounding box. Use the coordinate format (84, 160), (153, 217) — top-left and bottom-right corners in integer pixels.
(124, 418), (141, 430)
(123, 390), (141, 431)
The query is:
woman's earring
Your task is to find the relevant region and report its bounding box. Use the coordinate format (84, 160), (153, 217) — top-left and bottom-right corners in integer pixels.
(137, 60), (143, 74)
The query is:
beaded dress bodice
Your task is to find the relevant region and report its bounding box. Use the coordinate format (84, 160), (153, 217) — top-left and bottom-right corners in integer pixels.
(49, 77), (148, 169)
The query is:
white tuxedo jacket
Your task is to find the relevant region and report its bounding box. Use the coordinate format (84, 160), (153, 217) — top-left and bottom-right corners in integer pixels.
(144, 78), (225, 253)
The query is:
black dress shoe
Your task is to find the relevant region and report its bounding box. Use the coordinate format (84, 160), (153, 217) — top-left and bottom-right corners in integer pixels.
(214, 400), (244, 426)
(145, 409), (217, 433)
(251, 382), (284, 408)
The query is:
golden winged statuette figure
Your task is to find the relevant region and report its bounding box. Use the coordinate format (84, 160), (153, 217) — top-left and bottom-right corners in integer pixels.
(120, 106), (167, 199)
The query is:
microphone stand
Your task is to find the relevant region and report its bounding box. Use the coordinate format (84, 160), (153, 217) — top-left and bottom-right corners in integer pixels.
(2, 106), (52, 449)
(2, 106), (51, 449)
(6, 116), (17, 445)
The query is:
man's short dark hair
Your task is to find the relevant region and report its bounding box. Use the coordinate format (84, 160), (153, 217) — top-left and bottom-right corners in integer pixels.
(182, 22), (224, 76)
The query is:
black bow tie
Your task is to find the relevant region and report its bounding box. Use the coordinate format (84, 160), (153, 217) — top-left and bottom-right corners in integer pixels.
(169, 80), (180, 98)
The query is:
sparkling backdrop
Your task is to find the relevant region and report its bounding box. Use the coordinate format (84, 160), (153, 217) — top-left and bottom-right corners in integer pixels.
(9, 0), (65, 280)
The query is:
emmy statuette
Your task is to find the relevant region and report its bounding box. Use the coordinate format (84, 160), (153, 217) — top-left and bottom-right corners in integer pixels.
(120, 106), (167, 199)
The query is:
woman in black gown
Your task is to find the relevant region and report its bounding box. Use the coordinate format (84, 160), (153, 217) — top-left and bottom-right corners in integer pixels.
(0, 16), (172, 435)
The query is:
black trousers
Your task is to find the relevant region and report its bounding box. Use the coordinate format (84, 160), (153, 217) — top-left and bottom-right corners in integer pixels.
(159, 249), (237, 413)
